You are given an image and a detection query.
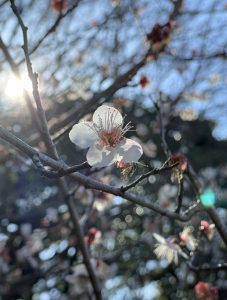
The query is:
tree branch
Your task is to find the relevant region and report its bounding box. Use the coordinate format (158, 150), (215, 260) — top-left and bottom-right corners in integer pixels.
(32, 155), (89, 178)
(187, 261), (227, 272)
(0, 124), (202, 222)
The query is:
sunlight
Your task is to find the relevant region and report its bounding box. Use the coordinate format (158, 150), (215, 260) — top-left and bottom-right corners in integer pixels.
(5, 75), (32, 97)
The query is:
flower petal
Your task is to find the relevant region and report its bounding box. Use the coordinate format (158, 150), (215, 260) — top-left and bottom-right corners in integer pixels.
(69, 122), (98, 148)
(86, 144), (117, 167)
(93, 106), (123, 129)
(153, 233), (166, 245)
(115, 138), (143, 163)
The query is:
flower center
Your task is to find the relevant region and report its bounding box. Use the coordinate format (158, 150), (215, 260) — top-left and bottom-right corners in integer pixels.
(86, 108), (133, 147)
(97, 128), (122, 147)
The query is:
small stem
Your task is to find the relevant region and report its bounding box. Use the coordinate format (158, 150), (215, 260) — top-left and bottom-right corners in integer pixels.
(121, 162), (179, 192)
(175, 177), (184, 213)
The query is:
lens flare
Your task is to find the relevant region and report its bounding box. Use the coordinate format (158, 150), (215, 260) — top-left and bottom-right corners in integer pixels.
(200, 189), (215, 206)
(5, 76), (32, 97)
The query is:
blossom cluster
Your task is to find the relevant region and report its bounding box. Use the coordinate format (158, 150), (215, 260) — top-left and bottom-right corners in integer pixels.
(146, 20), (173, 44)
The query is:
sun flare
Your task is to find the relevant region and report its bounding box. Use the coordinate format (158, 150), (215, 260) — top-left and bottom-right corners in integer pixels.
(6, 76), (32, 97)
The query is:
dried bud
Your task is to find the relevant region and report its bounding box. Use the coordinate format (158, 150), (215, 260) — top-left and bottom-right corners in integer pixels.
(116, 161), (137, 181)
(116, 161), (128, 168)
(139, 75), (151, 88)
(146, 20), (173, 44)
(170, 153), (187, 183)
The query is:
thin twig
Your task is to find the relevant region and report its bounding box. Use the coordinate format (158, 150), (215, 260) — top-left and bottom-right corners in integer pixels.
(158, 96), (171, 158)
(17, 0), (83, 65)
(121, 161), (179, 192)
(79, 197), (95, 227)
(175, 177), (184, 213)
(187, 261), (227, 272)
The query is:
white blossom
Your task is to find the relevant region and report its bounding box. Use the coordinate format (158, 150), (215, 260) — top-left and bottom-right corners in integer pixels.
(69, 106), (143, 167)
(179, 226), (196, 251)
(153, 233), (188, 265)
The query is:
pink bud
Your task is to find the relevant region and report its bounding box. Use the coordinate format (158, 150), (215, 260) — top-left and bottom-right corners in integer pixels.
(51, 0), (67, 12)
(139, 75), (151, 88)
(116, 161), (128, 168)
(170, 153), (187, 171)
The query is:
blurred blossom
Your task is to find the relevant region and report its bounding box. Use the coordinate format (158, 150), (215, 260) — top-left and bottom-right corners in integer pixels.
(51, 0), (67, 13)
(209, 74), (222, 86)
(153, 233), (188, 265)
(179, 109), (198, 121)
(195, 282), (219, 300)
(139, 75), (151, 88)
(179, 226), (196, 251)
(28, 229), (47, 254)
(111, 0), (121, 8)
(170, 153), (187, 183)
(84, 227), (102, 246)
(199, 221), (215, 240)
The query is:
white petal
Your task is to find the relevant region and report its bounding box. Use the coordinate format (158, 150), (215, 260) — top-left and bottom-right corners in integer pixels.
(93, 106), (123, 129)
(185, 239), (195, 251)
(86, 144), (117, 167)
(178, 248), (189, 260)
(69, 122), (98, 148)
(115, 138), (143, 163)
(153, 233), (166, 245)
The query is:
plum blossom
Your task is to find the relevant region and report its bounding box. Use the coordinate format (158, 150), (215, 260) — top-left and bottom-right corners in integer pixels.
(195, 282), (219, 300)
(179, 226), (196, 251)
(199, 221), (215, 240)
(51, 0), (67, 12)
(146, 20), (173, 44)
(84, 228), (102, 246)
(170, 153), (187, 183)
(69, 106), (143, 167)
(153, 233), (188, 264)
